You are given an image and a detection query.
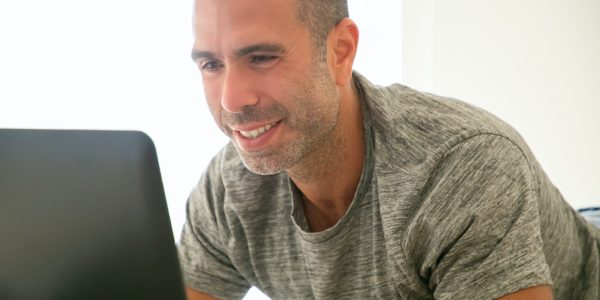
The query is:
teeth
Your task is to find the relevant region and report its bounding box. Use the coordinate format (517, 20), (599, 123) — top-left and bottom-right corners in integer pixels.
(239, 122), (276, 139)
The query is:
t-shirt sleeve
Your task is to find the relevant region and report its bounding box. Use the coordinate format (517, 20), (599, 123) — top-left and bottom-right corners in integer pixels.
(177, 155), (250, 299)
(403, 134), (553, 299)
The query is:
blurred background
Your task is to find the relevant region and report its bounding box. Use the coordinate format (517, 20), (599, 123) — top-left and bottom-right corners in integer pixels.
(1, 0), (598, 298)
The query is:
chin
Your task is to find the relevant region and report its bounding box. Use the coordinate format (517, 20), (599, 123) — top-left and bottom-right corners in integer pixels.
(241, 160), (286, 176)
(236, 151), (285, 175)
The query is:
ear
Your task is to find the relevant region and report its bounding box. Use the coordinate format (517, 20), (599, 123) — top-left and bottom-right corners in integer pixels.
(328, 18), (359, 86)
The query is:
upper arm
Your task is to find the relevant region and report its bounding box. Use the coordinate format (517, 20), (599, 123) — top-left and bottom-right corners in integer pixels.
(404, 134), (553, 299)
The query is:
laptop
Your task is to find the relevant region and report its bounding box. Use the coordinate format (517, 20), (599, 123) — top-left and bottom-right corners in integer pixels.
(0, 129), (186, 300)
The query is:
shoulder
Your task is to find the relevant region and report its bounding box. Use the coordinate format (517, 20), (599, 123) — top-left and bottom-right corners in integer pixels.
(356, 72), (547, 257)
(353, 72), (542, 197)
(355, 74), (554, 297)
(355, 72), (533, 167)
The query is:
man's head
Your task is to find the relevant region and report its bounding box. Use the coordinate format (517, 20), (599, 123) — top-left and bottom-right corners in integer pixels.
(192, 0), (358, 175)
(295, 0), (349, 61)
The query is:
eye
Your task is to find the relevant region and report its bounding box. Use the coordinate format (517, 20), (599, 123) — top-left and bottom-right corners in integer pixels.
(199, 60), (224, 73)
(250, 55), (279, 67)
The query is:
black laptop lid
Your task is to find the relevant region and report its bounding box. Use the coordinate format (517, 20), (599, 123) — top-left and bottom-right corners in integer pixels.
(0, 129), (185, 300)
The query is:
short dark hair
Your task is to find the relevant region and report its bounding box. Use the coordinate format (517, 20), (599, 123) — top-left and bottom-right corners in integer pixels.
(295, 0), (349, 61)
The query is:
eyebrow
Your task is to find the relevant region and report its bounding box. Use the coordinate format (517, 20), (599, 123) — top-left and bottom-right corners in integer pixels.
(191, 43), (286, 62)
(190, 50), (215, 61)
(234, 43), (286, 57)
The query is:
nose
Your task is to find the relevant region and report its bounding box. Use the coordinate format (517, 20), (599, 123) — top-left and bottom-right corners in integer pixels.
(220, 67), (259, 113)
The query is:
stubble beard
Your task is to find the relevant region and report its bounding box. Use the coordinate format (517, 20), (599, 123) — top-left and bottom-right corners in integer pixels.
(232, 65), (340, 176)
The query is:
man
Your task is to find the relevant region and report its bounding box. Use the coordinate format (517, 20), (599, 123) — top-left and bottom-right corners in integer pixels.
(178, 0), (600, 299)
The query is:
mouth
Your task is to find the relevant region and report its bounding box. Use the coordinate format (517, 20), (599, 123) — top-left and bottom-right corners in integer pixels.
(229, 120), (282, 151)
(236, 121), (278, 139)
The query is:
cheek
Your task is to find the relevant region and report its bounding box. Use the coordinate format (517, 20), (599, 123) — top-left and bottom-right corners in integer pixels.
(259, 65), (308, 107)
(260, 78), (283, 101)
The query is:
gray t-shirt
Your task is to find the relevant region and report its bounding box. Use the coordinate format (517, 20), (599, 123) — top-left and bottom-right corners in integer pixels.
(178, 72), (600, 299)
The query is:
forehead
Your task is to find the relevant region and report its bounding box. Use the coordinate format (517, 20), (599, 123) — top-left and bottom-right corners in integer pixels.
(193, 0), (306, 53)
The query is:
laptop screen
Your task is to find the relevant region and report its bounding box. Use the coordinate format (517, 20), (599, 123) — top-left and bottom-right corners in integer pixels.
(0, 129), (186, 300)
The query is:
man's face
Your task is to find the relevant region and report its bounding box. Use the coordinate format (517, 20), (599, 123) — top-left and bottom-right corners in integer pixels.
(193, 0), (340, 175)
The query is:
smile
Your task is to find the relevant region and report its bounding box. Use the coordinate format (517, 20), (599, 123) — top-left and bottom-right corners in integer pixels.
(238, 122), (278, 139)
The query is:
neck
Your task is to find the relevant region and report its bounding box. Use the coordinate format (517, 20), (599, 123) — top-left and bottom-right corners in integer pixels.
(288, 82), (365, 232)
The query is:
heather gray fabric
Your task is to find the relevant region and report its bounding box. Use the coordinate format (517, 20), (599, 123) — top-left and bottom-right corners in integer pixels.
(178, 72), (600, 299)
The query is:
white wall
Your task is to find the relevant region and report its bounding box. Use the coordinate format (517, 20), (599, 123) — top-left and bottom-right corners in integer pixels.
(403, 0), (600, 208)
(0, 0), (229, 239)
(349, 1), (403, 85)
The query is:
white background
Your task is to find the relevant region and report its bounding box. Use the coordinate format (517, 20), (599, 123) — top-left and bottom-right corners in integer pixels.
(1, 1), (596, 299)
